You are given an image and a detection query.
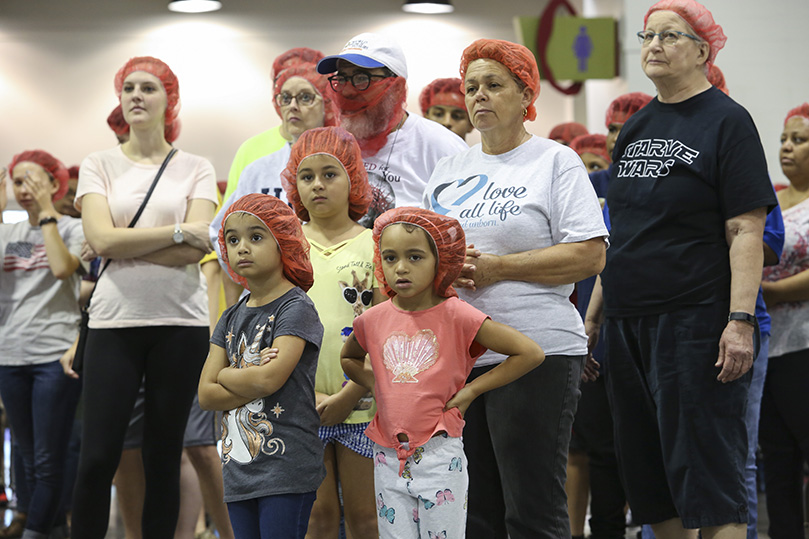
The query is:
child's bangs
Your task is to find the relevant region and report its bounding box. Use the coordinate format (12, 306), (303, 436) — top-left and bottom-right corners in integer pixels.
(372, 207), (467, 299)
(219, 194), (314, 292)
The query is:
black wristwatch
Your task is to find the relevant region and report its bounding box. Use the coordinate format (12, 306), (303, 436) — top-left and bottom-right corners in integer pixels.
(728, 312), (756, 326)
(38, 216), (58, 227)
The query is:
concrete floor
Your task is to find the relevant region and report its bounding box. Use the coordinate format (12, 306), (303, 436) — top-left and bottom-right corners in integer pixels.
(1, 489), (800, 538)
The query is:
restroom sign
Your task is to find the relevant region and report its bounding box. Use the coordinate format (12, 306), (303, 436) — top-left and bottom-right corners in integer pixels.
(515, 15), (618, 82)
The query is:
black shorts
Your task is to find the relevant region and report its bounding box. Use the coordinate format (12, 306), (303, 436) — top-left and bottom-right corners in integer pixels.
(123, 382), (216, 450)
(604, 302), (750, 529)
(569, 376), (614, 457)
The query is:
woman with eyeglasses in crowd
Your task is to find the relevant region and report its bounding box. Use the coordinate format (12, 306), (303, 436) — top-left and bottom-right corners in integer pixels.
(209, 62), (339, 279)
(593, 0), (777, 536)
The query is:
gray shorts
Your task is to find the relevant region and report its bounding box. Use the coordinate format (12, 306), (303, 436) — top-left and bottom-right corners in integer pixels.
(122, 381), (217, 450)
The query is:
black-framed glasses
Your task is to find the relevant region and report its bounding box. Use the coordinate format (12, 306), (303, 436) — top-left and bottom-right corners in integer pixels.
(327, 72), (396, 92)
(637, 30), (701, 46)
(275, 91), (318, 107)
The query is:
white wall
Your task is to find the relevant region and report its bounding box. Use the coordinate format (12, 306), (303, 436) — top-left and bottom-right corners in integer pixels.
(620, 0), (809, 185)
(581, 0), (628, 134)
(0, 0), (579, 210)
(2, 0), (802, 214)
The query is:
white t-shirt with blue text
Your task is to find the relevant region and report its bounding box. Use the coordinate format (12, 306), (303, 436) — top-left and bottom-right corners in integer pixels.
(422, 135), (608, 365)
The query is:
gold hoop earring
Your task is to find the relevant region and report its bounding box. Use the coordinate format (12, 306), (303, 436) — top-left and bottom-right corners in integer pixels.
(523, 108), (528, 117)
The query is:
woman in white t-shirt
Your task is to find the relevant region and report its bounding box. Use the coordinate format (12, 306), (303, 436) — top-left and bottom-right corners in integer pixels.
(422, 39), (608, 539)
(0, 150), (84, 538)
(70, 56), (218, 537)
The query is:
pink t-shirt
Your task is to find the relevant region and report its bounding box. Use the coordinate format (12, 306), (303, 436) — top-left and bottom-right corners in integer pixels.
(352, 297), (488, 473)
(76, 146), (218, 328)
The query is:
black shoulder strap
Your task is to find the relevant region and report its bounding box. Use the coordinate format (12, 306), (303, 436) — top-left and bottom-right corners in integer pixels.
(86, 147), (178, 307)
(127, 147), (177, 229)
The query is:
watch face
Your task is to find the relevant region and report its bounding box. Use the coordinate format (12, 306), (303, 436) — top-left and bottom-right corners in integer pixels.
(173, 231), (183, 244)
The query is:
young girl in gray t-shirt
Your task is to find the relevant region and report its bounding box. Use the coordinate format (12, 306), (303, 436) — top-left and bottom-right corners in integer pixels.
(199, 194), (324, 538)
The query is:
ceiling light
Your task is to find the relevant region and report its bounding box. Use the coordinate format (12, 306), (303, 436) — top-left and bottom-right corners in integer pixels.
(168, 0), (222, 13)
(402, 0), (454, 14)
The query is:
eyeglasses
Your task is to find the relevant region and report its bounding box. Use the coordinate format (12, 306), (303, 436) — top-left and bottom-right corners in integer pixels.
(275, 91), (318, 107)
(637, 30), (702, 46)
(327, 72), (396, 92)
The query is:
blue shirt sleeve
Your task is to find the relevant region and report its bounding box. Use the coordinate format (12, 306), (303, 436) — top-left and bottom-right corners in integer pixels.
(589, 167), (611, 199)
(763, 204), (785, 262)
(754, 203), (784, 335)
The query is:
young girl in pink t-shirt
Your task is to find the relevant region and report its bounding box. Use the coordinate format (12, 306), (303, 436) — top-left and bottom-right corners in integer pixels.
(341, 207), (544, 538)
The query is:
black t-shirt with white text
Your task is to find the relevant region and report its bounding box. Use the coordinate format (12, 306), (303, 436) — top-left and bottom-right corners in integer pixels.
(602, 87), (776, 316)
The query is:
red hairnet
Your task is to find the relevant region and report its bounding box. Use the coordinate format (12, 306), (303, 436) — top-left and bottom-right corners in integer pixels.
(549, 122), (588, 145)
(273, 63), (339, 129)
(68, 166), (80, 180)
(708, 65), (729, 95)
(460, 39), (540, 122)
(107, 105), (128, 136)
(644, 0), (726, 67)
(605, 93), (653, 127)
(372, 208), (466, 299)
(570, 134), (611, 163)
(419, 78), (466, 116)
(8, 150), (70, 201)
(218, 194), (314, 292)
(107, 103), (180, 142)
(114, 56), (181, 143)
(281, 127), (371, 222)
(784, 103), (809, 126)
(272, 47), (324, 81)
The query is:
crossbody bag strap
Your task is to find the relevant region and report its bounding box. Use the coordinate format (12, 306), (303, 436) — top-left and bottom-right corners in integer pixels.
(85, 147), (178, 308)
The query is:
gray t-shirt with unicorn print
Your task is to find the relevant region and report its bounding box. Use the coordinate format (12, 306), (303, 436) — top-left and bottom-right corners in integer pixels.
(211, 286), (325, 502)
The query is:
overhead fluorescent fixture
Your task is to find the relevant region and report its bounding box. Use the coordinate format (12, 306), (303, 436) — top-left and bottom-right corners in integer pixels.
(402, 0), (454, 14)
(168, 0), (222, 13)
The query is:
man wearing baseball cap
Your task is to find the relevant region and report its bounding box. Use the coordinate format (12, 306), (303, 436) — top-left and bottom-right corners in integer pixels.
(318, 33), (467, 225)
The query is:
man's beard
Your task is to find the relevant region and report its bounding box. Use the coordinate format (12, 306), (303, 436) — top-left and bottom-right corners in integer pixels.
(339, 78), (407, 157)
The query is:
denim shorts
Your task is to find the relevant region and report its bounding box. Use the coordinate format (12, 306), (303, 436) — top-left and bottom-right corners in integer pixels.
(318, 422), (374, 459)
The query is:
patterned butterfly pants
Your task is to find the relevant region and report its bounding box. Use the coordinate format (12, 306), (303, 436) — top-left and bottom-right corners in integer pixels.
(373, 436), (468, 539)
